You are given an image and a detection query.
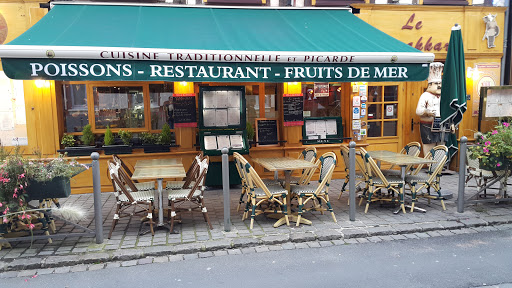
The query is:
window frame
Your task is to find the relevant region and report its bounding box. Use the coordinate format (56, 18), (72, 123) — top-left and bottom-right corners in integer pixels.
(59, 81), (175, 136)
(366, 84), (399, 138)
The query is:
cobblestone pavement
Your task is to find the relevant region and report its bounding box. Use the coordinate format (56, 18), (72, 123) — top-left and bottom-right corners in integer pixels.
(1, 173), (512, 277)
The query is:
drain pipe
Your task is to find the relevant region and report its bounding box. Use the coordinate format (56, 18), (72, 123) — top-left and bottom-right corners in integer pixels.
(501, 2), (510, 85)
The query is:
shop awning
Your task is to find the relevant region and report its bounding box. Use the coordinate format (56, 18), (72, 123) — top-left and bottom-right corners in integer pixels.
(0, 2), (434, 82)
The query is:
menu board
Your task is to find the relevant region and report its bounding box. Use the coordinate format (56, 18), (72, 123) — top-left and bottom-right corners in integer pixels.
(203, 134), (245, 150)
(283, 94), (304, 126)
(173, 94), (197, 127)
(302, 117), (343, 144)
(255, 118), (279, 146)
(201, 88), (243, 128)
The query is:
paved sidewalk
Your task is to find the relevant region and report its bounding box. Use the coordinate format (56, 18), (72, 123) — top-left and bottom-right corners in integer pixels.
(1, 173), (512, 276)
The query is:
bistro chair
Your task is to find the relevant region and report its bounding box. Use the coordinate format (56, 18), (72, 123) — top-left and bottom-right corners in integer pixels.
(234, 152), (282, 212)
(167, 155), (213, 232)
(166, 152), (203, 190)
(241, 159), (289, 229)
(338, 145), (368, 201)
(382, 142), (422, 176)
(107, 160), (155, 238)
(112, 155), (155, 191)
(279, 147), (318, 186)
(290, 152), (337, 225)
(359, 148), (406, 214)
(405, 145), (448, 212)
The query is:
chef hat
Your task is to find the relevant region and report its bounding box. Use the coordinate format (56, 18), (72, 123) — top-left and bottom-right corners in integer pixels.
(428, 62), (444, 83)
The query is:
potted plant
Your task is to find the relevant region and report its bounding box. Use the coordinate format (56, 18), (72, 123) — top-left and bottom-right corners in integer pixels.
(469, 121), (512, 171)
(247, 122), (255, 148)
(141, 131), (169, 153)
(60, 125), (98, 157)
(0, 148), (87, 236)
(102, 126), (132, 155)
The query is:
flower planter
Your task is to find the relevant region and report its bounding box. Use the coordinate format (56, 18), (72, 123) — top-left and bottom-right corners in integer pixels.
(25, 177), (72, 201)
(102, 145), (132, 155)
(478, 156), (509, 171)
(61, 146), (98, 157)
(142, 144), (170, 153)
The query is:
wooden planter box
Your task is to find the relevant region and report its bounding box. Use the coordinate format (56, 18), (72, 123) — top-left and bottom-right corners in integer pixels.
(61, 146), (98, 157)
(102, 145), (132, 155)
(25, 177), (72, 201)
(142, 144), (170, 153)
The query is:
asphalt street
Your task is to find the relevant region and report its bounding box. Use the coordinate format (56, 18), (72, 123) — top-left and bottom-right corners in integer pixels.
(4, 228), (512, 288)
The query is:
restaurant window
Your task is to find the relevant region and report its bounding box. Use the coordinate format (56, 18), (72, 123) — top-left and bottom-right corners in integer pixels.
(265, 83), (278, 119)
(367, 85), (398, 137)
(302, 83), (342, 117)
(62, 83), (89, 132)
(245, 84), (278, 128)
(93, 86), (145, 129)
(149, 83), (174, 130)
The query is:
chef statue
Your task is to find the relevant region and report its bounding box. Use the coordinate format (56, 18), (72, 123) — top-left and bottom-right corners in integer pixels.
(416, 62), (444, 156)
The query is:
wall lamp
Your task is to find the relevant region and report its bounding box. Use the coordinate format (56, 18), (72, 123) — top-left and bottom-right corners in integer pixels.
(466, 67), (481, 81)
(35, 80), (50, 88)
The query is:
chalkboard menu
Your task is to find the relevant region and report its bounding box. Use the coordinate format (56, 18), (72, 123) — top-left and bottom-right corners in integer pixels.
(283, 93), (304, 126)
(255, 118), (279, 146)
(173, 94), (197, 127)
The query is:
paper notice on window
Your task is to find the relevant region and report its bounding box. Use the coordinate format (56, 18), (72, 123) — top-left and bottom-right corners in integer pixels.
(215, 109), (228, 127)
(203, 91), (216, 108)
(215, 91), (229, 108)
(315, 120), (327, 135)
(230, 134), (244, 149)
(204, 136), (218, 150)
(228, 91), (241, 108)
(305, 120), (316, 136)
(227, 108), (240, 125)
(308, 135), (319, 140)
(325, 119), (337, 135)
(203, 109), (216, 127)
(216, 135), (231, 150)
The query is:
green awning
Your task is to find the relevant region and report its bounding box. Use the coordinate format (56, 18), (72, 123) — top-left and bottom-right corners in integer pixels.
(0, 2), (434, 82)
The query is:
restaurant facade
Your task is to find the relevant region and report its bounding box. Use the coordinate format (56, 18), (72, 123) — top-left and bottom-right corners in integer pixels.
(0, 0), (506, 193)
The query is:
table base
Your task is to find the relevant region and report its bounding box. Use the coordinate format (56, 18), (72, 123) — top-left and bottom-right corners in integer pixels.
(267, 213), (312, 227)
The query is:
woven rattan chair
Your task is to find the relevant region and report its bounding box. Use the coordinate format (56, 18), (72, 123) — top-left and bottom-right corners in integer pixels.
(167, 155), (212, 232)
(241, 159), (289, 229)
(107, 160), (155, 238)
(338, 145), (368, 201)
(290, 152), (337, 225)
(234, 152), (281, 212)
(279, 147), (318, 186)
(166, 152), (203, 190)
(112, 155), (155, 191)
(405, 145), (448, 212)
(382, 142), (421, 176)
(359, 148), (406, 214)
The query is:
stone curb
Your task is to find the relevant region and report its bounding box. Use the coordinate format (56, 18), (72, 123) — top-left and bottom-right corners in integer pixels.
(1, 220), (511, 272)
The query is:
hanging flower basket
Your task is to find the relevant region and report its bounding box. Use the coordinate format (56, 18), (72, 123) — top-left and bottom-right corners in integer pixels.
(25, 177), (72, 201)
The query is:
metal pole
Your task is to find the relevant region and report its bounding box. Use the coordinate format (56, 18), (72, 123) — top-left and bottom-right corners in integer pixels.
(221, 148), (231, 231)
(91, 152), (103, 244)
(349, 141), (356, 221)
(457, 136), (467, 213)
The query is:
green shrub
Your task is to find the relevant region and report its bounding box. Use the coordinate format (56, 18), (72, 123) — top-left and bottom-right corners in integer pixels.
(118, 130), (132, 146)
(104, 126), (114, 146)
(81, 124), (95, 146)
(247, 122), (255, 141)
(61, 134), (76, 147)
(141, 132), (158, 145)
(160, 123), (172, 145)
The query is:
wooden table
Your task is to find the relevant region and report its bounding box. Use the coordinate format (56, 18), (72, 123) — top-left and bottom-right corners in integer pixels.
(132, 160), (186, 232)
(134, 158), (182, 169)
(252, 157), (318, 227)
(368, 150), (436, 213)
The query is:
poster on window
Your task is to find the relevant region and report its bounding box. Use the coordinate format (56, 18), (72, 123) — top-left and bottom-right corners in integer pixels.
(0, 72), (27, 146)
(472, 63), (500, 116)
(314, 83), (329, 97)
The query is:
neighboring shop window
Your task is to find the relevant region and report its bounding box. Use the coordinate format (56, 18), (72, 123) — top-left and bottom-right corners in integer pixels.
(0, 72), (28, 146)
(302, 83), (342, 117)
(62, 84), (88, 132)
(149, 83), (174, 130)
(367, 85), (398, 137)
(93, 86), (145, 129)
